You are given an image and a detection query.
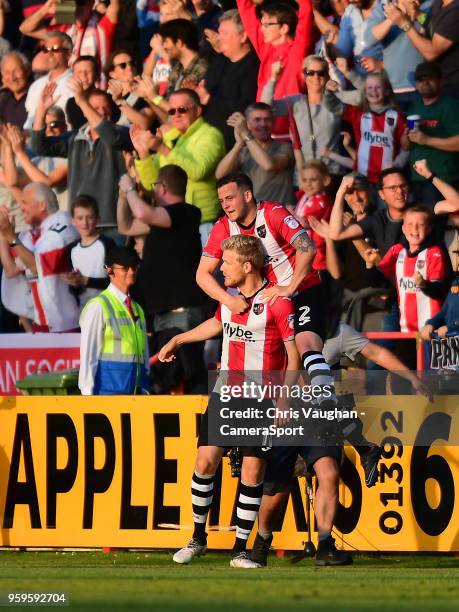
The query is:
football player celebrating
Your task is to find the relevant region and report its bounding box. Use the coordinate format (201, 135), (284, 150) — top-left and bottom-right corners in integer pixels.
(159, 235), (300, 568)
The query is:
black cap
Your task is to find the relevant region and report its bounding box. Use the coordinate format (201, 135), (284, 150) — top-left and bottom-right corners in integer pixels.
(414, 61), (442, 81)
(105, 246), (140, 268)
(348, 172), (370, 190)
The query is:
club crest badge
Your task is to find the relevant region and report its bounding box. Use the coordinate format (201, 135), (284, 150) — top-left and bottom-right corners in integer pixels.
(253, 303), (264, 315)
(257, 224), (266, 238)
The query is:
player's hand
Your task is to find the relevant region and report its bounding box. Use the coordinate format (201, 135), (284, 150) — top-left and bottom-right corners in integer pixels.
(226, 294), (249, 314)
(410, 376), (433, 402)
(158, 339), (180, 362)
(413, 158), (431, 178)
(437, 325), (448, 339)
(274, 395), (291, 426)
(261, 284), (292, 305)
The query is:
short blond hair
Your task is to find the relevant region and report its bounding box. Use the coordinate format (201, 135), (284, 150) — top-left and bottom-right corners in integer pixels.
(221, 235), (265, 271)
(301, 159), (329, 177)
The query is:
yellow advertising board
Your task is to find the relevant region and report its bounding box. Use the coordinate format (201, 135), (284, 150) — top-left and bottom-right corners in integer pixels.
(0, 395), (458, 551)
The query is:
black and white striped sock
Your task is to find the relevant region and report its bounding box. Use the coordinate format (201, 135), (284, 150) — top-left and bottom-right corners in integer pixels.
(233, 481), (264, 553)
(191, 471), (214, 544)
(302, 351), (335, 401)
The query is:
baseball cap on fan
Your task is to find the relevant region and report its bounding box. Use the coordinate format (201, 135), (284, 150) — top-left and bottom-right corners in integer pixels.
(414, 61), (442, 81)
(347, 172), (370, 190)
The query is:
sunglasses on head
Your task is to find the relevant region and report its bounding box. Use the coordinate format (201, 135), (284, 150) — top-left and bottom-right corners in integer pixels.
(168, 106), (191, 116)
(43, 45), (67, 54)
(46, 121), (63, 129)
(304, 69), (328, 77)
(114, 60), (136, 70)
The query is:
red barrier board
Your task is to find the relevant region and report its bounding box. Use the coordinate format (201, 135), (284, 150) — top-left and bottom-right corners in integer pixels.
(0, 334), (80, 395)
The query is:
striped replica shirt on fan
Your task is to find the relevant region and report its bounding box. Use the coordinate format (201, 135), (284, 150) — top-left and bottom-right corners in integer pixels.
(294, 191), (332, 271)
(21, 210), (80, 332)
(204, 201), (320, 293)
(343, 106), (406, 184)
(215, 281), (295, 372)
(378, 243), (448, 332)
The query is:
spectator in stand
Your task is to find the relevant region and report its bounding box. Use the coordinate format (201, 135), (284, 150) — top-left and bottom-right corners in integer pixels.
(105, 49), (155, 128)
(191, 0), (222, 51)
(19, 0), (121, 71)
(420, 275), (459, 340)
(237, 0), (313, 136)
(384, 0), (459, 99)
(0, 51), (31, 128)
(66, 55), (100, 131)
(324, 69), (409, 191)
(364, 206), (449, 335)
(117, 164), (209, 393)
(364, 0), (432, 110)
(160, 19), (209, 94)
(414, 158), (459, 269)
(332, 0), (383, 75)
(196, 9), (260, 150)
(406, 61), (459, 207)
(30, 80), (133, 235)
(2, 115), (68, 211)
(312, 0), (349, 48)
(215, 102), (294, 205)
(327, 169), (408, 256)
(131, 88), (225, 244)
(24, 32), (74, 129)
(0, 182), (79, 332)
(262, 55), (345, 188)
(293, 159), (332, 274)
(63, 195), (113, 310)
(0, 0), (10, 60)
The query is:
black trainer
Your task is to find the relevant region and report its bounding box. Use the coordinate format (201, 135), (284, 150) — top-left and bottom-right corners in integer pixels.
(360, 444), (382, 487)
(250, 533), (273, 567)
(315, 536), (352, 566)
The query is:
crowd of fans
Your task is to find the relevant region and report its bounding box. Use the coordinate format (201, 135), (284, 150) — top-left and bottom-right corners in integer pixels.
(0, 0), (459, 391)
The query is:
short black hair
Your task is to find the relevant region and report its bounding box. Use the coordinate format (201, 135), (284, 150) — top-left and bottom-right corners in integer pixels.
(73, 55), (100, 79)
(71, 194), (99, 217)
(379, 167), (407, 190)
(159, 19), (200, 52)
(245, 101), (273, 118)
(158, 164), (188, 197)
(216, 172), (254, 194)
(104, 48), (135, 77)
(256, 1), (298, 37)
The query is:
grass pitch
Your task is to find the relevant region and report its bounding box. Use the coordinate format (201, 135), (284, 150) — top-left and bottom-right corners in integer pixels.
(0, 551), (458, 611)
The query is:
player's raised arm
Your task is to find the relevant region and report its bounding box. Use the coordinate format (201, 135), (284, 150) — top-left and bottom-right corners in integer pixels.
(158, 317), (223, 362)
(196, 255), (249, 314)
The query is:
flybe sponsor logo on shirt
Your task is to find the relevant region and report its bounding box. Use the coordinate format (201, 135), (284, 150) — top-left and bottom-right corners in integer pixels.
(223, 322), (255, 342)
(363, 131), (391, 147)
(399, 277), (418, 292)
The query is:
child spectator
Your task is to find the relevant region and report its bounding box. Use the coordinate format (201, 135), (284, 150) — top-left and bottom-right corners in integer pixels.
(63, 195), (114, 310)
(420, 276), (459, 341)
(293, 159), (332, 272)
(364, 206), (449, 333)
(325, 69), (408, 186)
(237, 0), (313, 136)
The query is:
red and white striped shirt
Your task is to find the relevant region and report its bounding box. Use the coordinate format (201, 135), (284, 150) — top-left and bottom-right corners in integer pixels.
(21, 211), (80, 332)
(379, 243), (447, 332)
(215, 282), (295, 372)
(204, 201), (320, 292)
(343, 106), (406, 184)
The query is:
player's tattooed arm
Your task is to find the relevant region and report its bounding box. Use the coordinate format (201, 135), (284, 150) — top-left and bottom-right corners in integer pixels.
(291, 232), (316, 254)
